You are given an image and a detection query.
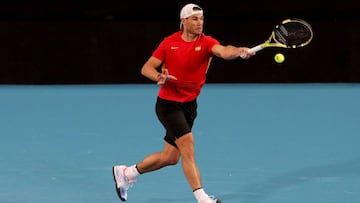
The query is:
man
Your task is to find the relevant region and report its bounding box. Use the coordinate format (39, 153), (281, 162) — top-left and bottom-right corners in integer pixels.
(112, 3), (254, 203)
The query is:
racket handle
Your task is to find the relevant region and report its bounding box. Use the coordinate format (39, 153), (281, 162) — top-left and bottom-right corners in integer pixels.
(248, 45), (264, 53)
(239, 44), (264, 59)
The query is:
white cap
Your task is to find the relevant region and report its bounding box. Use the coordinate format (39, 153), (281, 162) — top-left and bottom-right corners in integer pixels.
(179, 3), (203, 29)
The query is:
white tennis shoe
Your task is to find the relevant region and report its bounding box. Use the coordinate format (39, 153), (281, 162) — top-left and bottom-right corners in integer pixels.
(112, 165), (136, 201)
(198, 195), (222, 203)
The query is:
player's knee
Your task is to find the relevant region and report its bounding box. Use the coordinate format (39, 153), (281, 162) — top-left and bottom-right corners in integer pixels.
(163, 155), (180, 166)
(168, 157), (180, 165)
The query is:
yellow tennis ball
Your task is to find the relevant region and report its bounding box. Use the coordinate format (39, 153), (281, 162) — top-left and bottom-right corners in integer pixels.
(274, 53), (285, 63)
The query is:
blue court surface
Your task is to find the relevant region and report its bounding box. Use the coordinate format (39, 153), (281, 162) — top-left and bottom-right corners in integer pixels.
(1, 84), (360, 203)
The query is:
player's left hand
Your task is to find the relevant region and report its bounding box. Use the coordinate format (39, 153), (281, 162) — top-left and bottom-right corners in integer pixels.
(157, 69), (177, 85)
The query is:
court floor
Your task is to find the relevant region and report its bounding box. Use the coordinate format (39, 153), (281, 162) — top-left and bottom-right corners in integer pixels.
(1, 84), (359, 203)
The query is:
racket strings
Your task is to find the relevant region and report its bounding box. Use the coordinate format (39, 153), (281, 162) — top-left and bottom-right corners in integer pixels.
(274, 22), (312, 47)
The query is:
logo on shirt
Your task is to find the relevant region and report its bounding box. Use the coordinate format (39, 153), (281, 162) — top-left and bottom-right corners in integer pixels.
(195, 46), (201, 51)
(170, 46), (179, 50)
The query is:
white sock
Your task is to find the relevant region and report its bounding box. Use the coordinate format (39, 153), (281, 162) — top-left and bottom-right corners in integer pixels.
(124, 165), (140, 179)
(193, 188), (207, 201)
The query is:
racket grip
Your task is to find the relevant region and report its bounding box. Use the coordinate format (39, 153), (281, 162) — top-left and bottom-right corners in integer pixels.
(248, 45), (264, 53)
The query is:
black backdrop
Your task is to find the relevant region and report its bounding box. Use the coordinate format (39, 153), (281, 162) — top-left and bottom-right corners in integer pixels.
(1, 0), (359, 84)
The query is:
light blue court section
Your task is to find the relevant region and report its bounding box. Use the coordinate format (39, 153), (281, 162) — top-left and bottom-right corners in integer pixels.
(0, 84), (359, 203)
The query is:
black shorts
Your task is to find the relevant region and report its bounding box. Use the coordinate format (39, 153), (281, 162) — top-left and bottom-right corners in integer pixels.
(156, 97), (197, 148)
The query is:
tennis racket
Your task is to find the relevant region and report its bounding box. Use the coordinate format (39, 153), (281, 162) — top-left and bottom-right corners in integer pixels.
(243, 18), (313, 56)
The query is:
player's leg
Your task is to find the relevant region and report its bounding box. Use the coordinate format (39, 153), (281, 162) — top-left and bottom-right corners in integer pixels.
(136, 141), (181, 173)
(175, 132), (221, 203)
(174, 132), (201, 190)
(112, 141), (180, 201)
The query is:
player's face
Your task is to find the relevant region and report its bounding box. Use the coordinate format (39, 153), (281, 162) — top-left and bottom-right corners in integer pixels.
(183, 14), (204, 34)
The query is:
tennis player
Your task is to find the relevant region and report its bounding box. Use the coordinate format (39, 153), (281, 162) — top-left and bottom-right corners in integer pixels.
(113, 3), (254, 203)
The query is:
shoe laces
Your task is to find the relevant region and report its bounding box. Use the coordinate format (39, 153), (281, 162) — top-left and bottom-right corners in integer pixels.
(122, 167), (137, 188)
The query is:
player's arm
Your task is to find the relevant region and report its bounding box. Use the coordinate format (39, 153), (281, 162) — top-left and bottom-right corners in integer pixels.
(141, 56), (163, 82)
(211, 44), (254, 60)
(141, 56), (177, 84)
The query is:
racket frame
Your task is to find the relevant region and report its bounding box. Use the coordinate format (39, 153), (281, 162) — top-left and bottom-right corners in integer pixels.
(249, 18), (313, 53)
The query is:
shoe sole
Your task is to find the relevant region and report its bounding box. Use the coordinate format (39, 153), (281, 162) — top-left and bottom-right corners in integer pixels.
(112, 166), (126, 201)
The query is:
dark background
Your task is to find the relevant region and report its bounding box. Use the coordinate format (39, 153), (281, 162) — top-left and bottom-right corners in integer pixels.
(1, 0), (359, 84)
